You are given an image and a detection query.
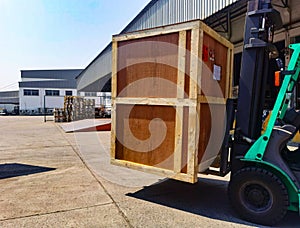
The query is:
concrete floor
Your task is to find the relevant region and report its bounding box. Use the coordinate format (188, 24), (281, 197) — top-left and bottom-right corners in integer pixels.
(0, 116), (299, 227)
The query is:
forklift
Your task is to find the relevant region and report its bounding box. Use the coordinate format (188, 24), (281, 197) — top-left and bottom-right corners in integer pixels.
(223, 0), (300, 225)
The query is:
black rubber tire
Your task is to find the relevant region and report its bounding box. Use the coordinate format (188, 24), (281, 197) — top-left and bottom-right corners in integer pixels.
(228, 167), (289, 226)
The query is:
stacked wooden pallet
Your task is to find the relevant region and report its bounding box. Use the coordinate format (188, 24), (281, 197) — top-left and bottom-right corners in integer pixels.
(54, 108), (66, 122)
(64, 96), (95, 122)
(54, 96), (95, 122)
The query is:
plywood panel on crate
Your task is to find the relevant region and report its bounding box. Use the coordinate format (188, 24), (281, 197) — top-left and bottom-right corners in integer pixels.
(111, 20), (234, 183)
(115, 104), (176, 170)
(117, 33), (179, 98)
(198, 103), (226, 164)
(200, 33), (229, 98)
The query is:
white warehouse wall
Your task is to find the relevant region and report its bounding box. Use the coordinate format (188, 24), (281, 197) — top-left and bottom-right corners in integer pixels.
(19, 88), (77, 113)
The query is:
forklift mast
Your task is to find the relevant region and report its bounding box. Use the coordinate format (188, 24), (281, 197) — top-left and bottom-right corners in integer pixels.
(232, 0), (282, 171)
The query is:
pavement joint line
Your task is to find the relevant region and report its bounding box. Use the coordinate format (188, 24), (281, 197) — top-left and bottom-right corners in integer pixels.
(54, 122), (134, 228)
(0, 202), (114, 222)
(0, 145), (73, 152)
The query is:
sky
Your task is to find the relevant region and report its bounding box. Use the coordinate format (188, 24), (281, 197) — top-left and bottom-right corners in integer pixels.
(0, 0), (150, 91)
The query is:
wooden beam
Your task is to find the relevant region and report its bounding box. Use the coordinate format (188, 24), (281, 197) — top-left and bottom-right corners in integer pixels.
(174, 106), (184, 173)
(226, 48), (234, 98)
(173, 30), (187, 174)
(177, 30), (187, 99)
(111, 41), (118, 159)
(115, 97), (197, 107)
(200, 22), (233, 49)
(198, 96), (226, 104)
(112, 20), (200, 42)
(111, 159), (197, 183)
(189, 28), (200, 100)
(187, 105), (199, 183)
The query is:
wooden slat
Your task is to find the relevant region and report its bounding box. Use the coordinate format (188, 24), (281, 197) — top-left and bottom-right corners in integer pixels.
(111, 159), (197, 183)
(187, 105), (198, 183)
(174, 106), (184, 173)
(198, 96), (226, 104)
(189, 28), (200, 100)
(110, 41), (118, 159)
(173, 30), (187, 173)
(112, 20), (200, 42)
(200, 22), (233, 49)
(197, 30), (204, 94)
(115, 97), (197, 107)
(112, 41), (118, 99)
(177, 30), (187, 99)
(226, 48), (234, 98)
(186, 28), (203, 183)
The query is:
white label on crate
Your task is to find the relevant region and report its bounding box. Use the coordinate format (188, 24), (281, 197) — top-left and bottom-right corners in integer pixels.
(213, 64), (221, 81)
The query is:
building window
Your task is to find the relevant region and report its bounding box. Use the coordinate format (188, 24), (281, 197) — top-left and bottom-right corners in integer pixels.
(65, 90), (73, 96)
(45, 90), (59, 96)
(24, 89), (39, 96)
(85, 92), (97, 97)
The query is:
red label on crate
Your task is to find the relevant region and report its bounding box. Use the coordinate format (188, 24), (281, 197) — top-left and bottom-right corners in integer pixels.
(203, 45), (209, 61)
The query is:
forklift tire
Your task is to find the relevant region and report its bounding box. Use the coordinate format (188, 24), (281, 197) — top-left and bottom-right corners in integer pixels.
(228, 167), (289, 226)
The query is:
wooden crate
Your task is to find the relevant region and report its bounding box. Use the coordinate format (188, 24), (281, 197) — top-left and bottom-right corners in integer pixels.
(111, 20), (233, 183)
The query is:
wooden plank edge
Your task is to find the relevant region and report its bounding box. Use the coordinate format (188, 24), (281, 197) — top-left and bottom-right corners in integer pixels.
(111, 40), (118, 159)
(112, 20), (200, 42)
(189, 27), (200, 100)
(196, 28), (204, 96)
(110, 100), (117, 159)
(226, 48), (234, 98)
(111, 159), (197, 183)
(199, 22), (234, 49)
(186, 105), (199, 183)
(115, 97), (197, 107)
(198, 96), (226, 104)
(111, 41), (118, 99)
(174, 106), (184, 173)
(174, 29), (186, 173)
(177, 30), (187, 98)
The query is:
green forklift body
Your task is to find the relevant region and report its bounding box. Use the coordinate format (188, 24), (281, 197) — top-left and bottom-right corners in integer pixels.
(242, 43), (300, 213)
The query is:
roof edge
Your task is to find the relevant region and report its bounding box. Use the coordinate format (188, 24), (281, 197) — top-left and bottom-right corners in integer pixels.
(76, 43), (112, 80)
(76, 0), (155, 81)
(120, 0), (159, 34)
(21, 69), (83, 72)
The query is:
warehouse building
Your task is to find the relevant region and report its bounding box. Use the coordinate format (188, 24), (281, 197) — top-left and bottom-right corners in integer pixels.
(19, 69), (82, 115)
(76, 0), (300, 107)
(0, 90), (19, 114)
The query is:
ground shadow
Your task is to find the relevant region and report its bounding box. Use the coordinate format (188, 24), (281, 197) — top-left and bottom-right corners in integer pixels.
(127, 176), (300, 227)
(0, 163), (56, 179)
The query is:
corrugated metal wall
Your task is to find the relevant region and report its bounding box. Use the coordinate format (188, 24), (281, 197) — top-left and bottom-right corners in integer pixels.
(77, 45), (112, 92)
(123, 0), (238, 33)
(77, 0), (239, 91)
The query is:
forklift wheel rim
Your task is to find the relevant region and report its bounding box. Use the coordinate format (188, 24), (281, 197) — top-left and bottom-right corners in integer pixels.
(240, 181), (273, 213)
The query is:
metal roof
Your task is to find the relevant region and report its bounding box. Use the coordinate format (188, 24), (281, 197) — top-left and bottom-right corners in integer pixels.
(20, 69), (83, 89)
(0, 91), (19, 104)
(0, 97), (19, 105)
(0, 90), (19, 98)
(19, 80), (77, 89)
(21, 69), (83, 80)
(77, 0), (300, 92)
(76, 0), (242, 92)
(78, 73), (111, 92)
(121, 0), (239, 33)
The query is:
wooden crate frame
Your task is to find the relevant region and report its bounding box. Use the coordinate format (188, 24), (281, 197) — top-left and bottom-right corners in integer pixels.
(111, 20), (233, 183)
